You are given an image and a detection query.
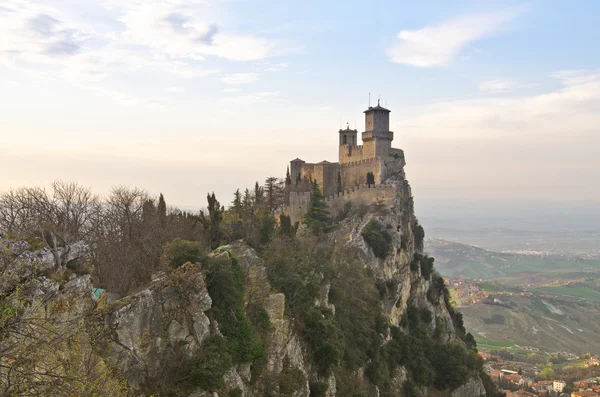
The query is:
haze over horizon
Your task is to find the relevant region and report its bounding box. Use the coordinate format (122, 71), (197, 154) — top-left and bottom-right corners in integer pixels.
(1, 0), (599, 225)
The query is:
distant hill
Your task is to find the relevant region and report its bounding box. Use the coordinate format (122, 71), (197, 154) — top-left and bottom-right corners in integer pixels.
(425, 238), (600, 285)
(426, 238), (600, 354)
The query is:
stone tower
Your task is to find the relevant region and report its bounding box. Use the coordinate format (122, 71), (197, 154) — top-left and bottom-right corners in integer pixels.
(362, 102), (393, 158)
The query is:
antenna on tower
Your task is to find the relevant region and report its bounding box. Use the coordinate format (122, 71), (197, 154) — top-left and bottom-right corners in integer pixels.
(369, 93), (371, 107)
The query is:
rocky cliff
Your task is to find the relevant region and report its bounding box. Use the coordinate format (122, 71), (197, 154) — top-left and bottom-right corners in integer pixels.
(0, 174), (490, 397)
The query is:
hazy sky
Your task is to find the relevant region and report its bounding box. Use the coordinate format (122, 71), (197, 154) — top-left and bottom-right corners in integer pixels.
(1, 0), (599, 215)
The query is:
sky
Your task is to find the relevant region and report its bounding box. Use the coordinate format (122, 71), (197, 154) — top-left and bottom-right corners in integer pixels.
(1, 0), (599, 220)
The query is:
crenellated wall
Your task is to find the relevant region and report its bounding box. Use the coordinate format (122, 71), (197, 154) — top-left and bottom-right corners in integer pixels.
(340, 157), (383, 187)
(284, 183), (397, 224)
(339, 144), (367, 164)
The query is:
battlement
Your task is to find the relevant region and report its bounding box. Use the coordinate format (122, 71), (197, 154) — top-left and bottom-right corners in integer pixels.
(323, 183), (396, 202)
(339, 156), (381, 168)
(284, 183), (398, 224)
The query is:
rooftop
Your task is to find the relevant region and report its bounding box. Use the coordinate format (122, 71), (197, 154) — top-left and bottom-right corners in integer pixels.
(364, 103), (391, 113)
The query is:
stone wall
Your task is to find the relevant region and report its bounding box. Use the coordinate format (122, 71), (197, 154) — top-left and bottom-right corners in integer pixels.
(287, 191), (311, 224)
(300, 162), (340, 197)
(340, 157), (383, 187)
(324, 183), (397, 208)
(284, 183), (397, 224)
(339, 144), (368, 164)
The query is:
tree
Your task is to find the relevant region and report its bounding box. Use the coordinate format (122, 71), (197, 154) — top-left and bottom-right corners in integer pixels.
(157, 193), (167, 228)
(279, 214), (297, 237)
(231, 189), (243, 217)
(0, 181), (102, 271)
(161, 238), (205, 268)
(539, 363), (555, 380)
(253, 182), (264, 208)
(264, 177), (285, 212)
(303, 180), (329, 234)
(200, 193), (224, 250)
(242, 189), (253, 214)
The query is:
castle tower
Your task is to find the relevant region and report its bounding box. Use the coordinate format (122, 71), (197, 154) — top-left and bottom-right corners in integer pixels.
(339, 123), (358, 146)
(362, 101), (393, 158)
(290, 158), (305, 184)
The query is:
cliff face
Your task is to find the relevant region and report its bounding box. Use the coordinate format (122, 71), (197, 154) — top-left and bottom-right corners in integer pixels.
(0, 175), (486, 397)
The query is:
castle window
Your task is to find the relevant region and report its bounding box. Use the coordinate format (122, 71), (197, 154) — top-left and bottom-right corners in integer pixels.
(343, 136), (347, 144)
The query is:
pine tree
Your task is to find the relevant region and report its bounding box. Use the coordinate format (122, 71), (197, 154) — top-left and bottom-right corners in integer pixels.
(200, 192), (224, 249)
(157, 193), (167, 228)
(253, 182), (264, 207)
(242, 189), (253, 214)
(303, 180), (329, 234)
(265, 176), (283, 212)
(231, 189), (242, 217)
(285, 167), (292, 186)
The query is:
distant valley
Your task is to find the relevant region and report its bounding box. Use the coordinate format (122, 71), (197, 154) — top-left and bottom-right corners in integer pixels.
(425, 237), (600, 355)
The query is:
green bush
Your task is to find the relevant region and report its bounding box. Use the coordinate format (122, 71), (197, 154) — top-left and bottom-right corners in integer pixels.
(204, 253), (265, 364)
(229, 388), (243, 397)
(361, 220), (392, 259)
(278, 368), (305, 395)
(187, 335), (232, 392)
(420, 255), (434, 280)
(161, 238), (205, 268)
(309, 382), (328, 397)
(414, 221), (425, 251)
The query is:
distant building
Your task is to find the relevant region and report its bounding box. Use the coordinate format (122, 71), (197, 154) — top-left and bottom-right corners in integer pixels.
(554, 380), (567, 393)
(571, 391), (599, 397)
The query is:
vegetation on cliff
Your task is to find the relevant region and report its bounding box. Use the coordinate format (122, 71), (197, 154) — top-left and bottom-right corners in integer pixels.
(0, 179), (502, 397)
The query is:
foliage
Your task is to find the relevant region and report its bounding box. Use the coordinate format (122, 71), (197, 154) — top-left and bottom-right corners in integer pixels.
(204, 253), (265, 364)
(539, 363), (555, 380)
(278, 368), (305, 395)
(187, 335), (232, 392)
(414, 220), (425, 251)
(420, 255), (434, 280)
(279, 214), (298, 237)
(309, 382), (328, 397)
(361, 219), (392, 259)
(0, 287), (131, 396)
(200, 193), (224, 250)
(161, 238), (205, 268)
(303, 180), (329, 234)
(229, 388), (243, 397)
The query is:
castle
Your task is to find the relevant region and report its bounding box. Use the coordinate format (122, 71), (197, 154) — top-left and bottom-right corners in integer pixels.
(285, 102), (406, 222)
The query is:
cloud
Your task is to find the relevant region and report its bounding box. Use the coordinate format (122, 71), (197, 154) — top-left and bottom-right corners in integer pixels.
(398, 70), (600, 201)
(221, 91), (279, 104)
(0, 0), (288, 106)
(0, 4), (89, 64)
(223, 87), (242, 93)
(118, 2), (278, 61)
(167, 86), (185, 93)
(478, 79), (537, 94)
(386, 8), (524, 67)
(263, 62), (288, 72)
(221, 72), (260, 85)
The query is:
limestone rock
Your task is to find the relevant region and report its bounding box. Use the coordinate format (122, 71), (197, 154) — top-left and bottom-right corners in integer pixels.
(102, 262), (212, 390)
(450, 377), (486, 397)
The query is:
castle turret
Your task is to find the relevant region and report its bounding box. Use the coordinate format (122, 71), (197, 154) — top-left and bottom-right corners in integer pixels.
(339, 123), (357, 146)
(362, 101), (393, 158)
(290, 158), (305, 184)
